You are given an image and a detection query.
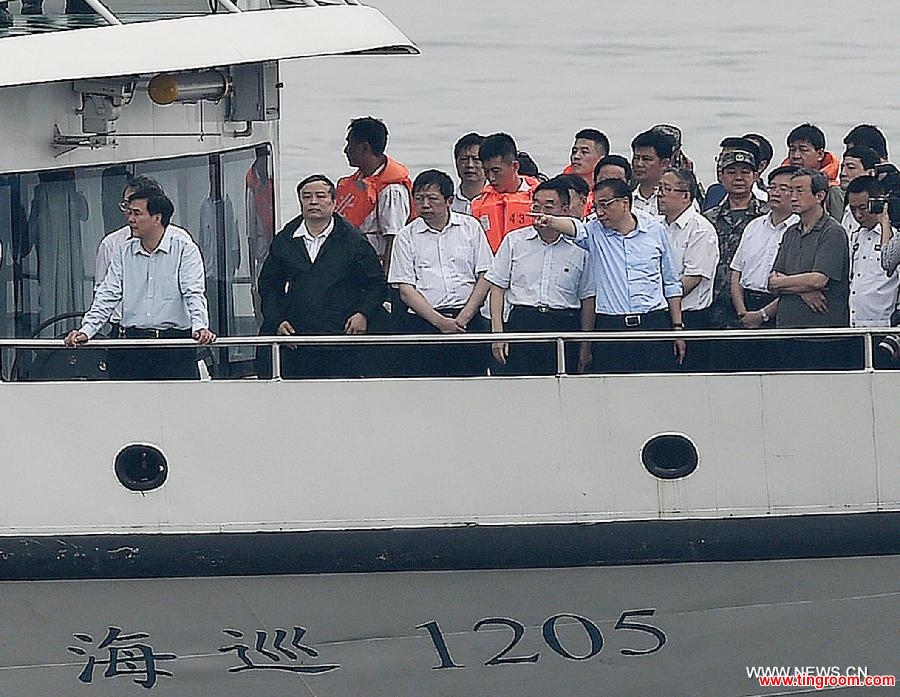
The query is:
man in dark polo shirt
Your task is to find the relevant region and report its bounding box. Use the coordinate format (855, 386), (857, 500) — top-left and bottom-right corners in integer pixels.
(768, 168), (853, 370)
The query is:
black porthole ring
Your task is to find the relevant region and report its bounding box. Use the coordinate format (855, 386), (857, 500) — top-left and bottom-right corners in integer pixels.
(641, 433), (699, 480)
(114, 444), (168, 492)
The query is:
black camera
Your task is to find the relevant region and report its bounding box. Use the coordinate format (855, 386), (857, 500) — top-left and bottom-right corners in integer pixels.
(876, 309), (900, 362)
(872, 163), (900, 227)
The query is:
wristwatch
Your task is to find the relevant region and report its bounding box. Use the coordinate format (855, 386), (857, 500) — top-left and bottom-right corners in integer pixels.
(760, 309), (770, 323)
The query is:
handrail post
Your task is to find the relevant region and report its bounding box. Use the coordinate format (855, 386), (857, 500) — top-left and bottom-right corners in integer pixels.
(556, 337), (567, 376)
(864, 331), (874, 372)
(271, 341), (282, 381)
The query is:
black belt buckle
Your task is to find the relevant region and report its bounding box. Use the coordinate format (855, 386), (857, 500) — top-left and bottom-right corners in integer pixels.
(624, 314), (642, 327)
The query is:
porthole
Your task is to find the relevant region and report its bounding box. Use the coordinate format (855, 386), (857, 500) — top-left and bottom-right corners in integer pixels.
(641, 434), (698, 480)
(114, 444), (168, 492)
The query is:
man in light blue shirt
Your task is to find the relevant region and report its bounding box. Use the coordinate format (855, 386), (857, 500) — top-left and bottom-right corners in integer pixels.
(65, 187), (214, 380)
(531, 178), (686, 372)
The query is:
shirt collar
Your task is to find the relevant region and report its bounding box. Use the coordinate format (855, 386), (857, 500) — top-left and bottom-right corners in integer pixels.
(131, 228), (172, 256)
(670, 206), (695, 230)
(769, 212), (799, 231)
(294, 218), (335, 240)
(523, 226), (566, 246)
(413, 212), (460, 234)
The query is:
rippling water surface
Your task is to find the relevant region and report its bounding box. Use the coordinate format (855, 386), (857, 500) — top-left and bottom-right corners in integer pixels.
(279, 0), (899, 218)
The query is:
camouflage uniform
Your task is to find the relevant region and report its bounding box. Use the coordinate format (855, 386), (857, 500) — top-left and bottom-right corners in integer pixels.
(704, 195), (769, 328)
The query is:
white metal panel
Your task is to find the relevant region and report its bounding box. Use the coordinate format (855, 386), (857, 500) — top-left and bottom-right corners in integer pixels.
(0, 372), (896, 535)
(0, 6), (417, 89)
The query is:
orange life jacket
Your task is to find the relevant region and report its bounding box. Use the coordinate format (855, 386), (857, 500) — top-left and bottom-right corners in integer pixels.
(335, 156), (414, 229)
(562, 164), (595, 217)
(779, 151), (841, 187)
(471, 176), (540, 252)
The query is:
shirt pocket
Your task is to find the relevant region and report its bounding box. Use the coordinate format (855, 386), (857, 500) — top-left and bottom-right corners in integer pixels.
(556, 255), (585, 296)
(160, 275), (180, 301)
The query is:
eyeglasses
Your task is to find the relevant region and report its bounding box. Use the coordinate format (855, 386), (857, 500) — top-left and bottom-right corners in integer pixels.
(658, 186), (689, 195)
(593, 196), (627, 210)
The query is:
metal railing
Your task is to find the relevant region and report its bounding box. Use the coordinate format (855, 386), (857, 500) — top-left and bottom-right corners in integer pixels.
(0, 327), (894, 381)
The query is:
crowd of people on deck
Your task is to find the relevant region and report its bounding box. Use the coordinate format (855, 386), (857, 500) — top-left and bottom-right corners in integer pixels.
(66, 117), (900, 380)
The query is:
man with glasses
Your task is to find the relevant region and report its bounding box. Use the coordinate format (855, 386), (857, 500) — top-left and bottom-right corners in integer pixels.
(486, 178), (595, 375)
(388, 169), (492, 377)
(451, 132), (485, 216)
(657, 168), (719, 338)
(532, 178), (686, 373)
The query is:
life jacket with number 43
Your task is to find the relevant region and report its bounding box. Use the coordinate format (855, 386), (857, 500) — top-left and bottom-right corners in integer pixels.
(471, 176), (540, 253)
(335, 156), (414, 228)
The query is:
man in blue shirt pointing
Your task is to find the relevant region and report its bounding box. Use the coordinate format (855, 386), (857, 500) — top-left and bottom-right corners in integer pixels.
(531, 178), (686, 372)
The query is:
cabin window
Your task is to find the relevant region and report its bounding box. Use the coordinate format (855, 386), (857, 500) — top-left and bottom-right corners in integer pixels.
(0, 145), (275, 379)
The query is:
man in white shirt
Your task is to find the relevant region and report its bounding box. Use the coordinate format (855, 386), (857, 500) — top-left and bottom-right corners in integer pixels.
(450, 132), (485, 215)
(486, 178), (595, 375)
(335, 117), (412, 272)
(838, 146), (878, 237)
(845, 176), (899, 328)
(730, 166), (801, 328)
(389, 169), (493, 377)
(630, 129), (673, 217)
(65, 188), (215, 380)
(657, 168), (719, 327)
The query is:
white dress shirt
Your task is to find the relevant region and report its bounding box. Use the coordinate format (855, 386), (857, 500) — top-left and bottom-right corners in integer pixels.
(665, 207), (720, 311)
(451, 186), (476, 216)
(632, 187), (659, 217)
(730, 212), (799, 292)
(485, 227), (594, 310)
(849, 223), (900, 327)
(80, 227), (210, 338)
(842, 204), (860, 239)
(388, 211), (493, 310)
(292, 218), (334, 263)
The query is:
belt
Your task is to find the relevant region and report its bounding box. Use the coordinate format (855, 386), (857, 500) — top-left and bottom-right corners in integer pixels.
(119, 327), (192, 339)
(596, 310), (667, 328)
(514, 305), (578, 315)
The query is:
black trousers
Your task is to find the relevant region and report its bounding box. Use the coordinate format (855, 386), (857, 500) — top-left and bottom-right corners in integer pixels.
(397, 308), (488, 377)
(499, 306), (580, 375)
(108, 328), (198, 381)
(590, 310), (676, 374)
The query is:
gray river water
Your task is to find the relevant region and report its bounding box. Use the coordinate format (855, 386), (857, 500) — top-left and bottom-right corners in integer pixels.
(277, 0), (899, 218)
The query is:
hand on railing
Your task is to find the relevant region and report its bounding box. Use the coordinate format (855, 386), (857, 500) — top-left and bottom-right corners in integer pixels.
(63, 330), (89, 347)
(193, 328), (217, 345)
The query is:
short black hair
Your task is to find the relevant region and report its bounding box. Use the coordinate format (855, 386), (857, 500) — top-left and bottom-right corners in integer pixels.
(843, 124), (888, 160)
(787, 123), (826, 151)
(454, 132), (485, 159)
(792, 167), (829, 196)
(534, 178), (571, 208)
(128, 187), (174, 227)
(479, 133), (518, 163)
(123, 174), (162, 196)
(719, 136), (761, 163)
(742, 133), (773, 168)
(846, 174), (884, 198)
(574, 128), (610, 156)
(663, 167), (700, 202)
(842, 146), (880, 171)
(296, 173), (336, 199)
(348, 116), (389, 156)
(767, 165), (800, 183)
(593, 154), (633, 183)
(554, 173), (589, 198)
(517, 151), (541, 178)
(631, 130), (674, 160)
(412, 169), (455, 199)
(593, 177), (633, 202)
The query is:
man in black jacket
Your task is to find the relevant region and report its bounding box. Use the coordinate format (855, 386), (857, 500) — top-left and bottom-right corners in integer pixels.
(258, 174), (386, 378)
